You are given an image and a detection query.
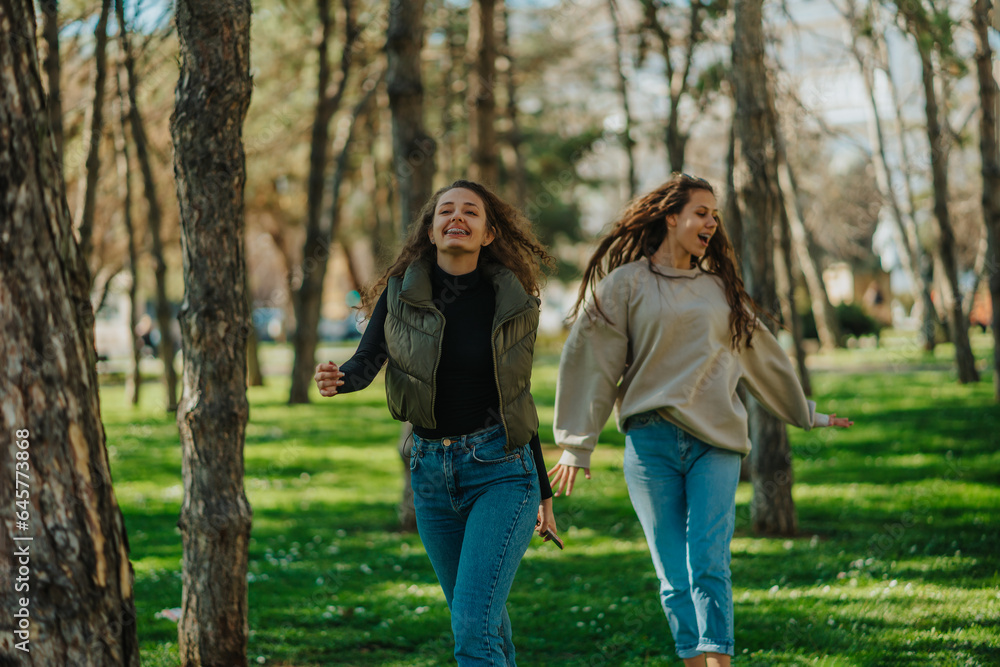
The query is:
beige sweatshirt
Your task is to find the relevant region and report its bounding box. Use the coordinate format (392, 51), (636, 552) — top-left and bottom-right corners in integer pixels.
(554, 260), (827, 468)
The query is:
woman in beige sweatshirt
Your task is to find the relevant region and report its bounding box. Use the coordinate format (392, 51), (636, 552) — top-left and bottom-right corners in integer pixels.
(549, 174), (852, 667)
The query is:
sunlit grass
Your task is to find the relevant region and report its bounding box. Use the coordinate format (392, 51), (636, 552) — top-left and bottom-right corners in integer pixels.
(102, 336), (1000, 666)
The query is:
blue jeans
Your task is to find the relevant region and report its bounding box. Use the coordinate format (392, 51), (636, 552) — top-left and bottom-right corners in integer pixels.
(410, 423), (540, 666)
(623, 411), (742, 659)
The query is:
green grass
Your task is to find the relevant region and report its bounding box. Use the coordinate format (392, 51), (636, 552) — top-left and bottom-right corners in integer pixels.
(103, 335), (1000, 666)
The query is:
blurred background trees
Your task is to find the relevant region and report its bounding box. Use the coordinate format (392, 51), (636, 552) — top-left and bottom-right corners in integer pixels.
(35, 0), (998, 519)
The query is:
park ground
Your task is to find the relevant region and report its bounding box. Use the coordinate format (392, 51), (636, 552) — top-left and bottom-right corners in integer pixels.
(103, 331), (1000, 666)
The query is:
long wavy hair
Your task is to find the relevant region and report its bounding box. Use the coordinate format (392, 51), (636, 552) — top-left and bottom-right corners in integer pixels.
(572, 173), (762, 350)
(362, 180), (554, 315)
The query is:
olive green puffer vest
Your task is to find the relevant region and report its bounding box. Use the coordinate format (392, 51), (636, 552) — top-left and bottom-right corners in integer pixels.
(384, 258), (540, 453)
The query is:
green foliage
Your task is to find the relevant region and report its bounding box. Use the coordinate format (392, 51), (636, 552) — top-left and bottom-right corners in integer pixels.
(106, 337), (999, 666)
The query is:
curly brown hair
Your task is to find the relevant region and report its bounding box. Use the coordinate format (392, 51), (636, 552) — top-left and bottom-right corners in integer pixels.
(362, 180), (554, 314)
(572, 173), (762, 350)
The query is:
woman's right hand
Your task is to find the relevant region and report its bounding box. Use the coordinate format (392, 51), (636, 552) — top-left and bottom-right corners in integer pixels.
(547, 463), (591, 497)
(314, 361), (345, 397)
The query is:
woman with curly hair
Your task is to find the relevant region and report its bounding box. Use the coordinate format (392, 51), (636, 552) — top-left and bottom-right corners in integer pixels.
(314, 180), (557, 665)
(549, 174), (852, 666)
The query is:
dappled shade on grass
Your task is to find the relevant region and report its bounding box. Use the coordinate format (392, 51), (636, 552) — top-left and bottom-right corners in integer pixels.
(102, 342), (999, 666)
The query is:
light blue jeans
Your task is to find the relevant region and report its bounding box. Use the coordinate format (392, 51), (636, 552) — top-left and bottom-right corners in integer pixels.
(623, 411), (742, 659)
(410, 423), (540, 666)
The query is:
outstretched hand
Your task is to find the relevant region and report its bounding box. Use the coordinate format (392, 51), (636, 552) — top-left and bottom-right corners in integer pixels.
(314, 361), (345, 397)
(547, 463), (590, 497)
(828, 413), (853, 428)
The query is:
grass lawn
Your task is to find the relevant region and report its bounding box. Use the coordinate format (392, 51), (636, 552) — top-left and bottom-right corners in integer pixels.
(103, 334), (1000, 666)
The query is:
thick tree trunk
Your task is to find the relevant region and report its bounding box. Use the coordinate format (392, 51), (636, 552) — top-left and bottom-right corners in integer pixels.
(732, 0), (796, 536)
(1, 2), (140, 663)
(387, 0), (436, 528)
(972, 0), (999, 399)
(117, 0), (178, 411)
(387, 0), (437, 237)
(289, 0), (358, 405)
(113, 65), (143, 406)
(171, 2), (254, 665)
(74, 0), (112, 263)
(469, 0), (499, 185)
(915, 43), (979, 383)
(609, 0), (637, 198)
(41, 0), (64, 168)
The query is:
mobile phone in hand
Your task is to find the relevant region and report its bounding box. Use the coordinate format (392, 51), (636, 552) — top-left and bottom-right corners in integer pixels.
(541, 529), (564, 550)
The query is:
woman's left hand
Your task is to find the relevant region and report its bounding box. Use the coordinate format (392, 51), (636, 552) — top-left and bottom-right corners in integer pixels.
(536, 497), (558, 540)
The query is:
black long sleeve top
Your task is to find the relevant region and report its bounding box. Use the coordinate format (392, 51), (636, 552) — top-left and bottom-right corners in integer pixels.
(337, 264), (553, 499)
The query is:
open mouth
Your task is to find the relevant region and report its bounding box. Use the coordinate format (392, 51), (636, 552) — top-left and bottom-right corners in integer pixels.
(697, 233), (712, 246)
(445, 228), (470, 237)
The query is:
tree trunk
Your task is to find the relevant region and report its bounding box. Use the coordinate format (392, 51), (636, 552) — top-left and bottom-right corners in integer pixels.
(113, 64), (143, 406)
(246, 272), (264, 387)
(499, 0), (527, 207)
(41, 0), (64, 168)
(881, 29), (938, 349)
(773, 124), (841, 349)
(915, 41), (979, 383)
(116, 0), (178, 411)
(289, 0), (359, 405)
(1, 2), (140, 663)
(291, 79), (379, 405)
(387, 0), (437, 237)
(775, 203), (812, 396)
(609, 0), (637, 198)
(468, 0), (498, 185)
(171, 2), (254, 665)
(724, 107), (743, 259)
(842, 0), (936, 343)
(972, 0), (999, 399)
(732, 0), (796, 536)
(73, 0), (112, 264)
(387, 0), (436, 527)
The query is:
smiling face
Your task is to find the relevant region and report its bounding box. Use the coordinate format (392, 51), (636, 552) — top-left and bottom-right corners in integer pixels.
(665, 188), (720, 265)
(428, 187), (494, 258)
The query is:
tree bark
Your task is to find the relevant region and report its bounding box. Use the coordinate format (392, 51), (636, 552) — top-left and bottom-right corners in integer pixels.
(609, 0), (637, 198)
(775, 202), (812, 396)
(732, 0), (796, 536)
(289, 0), (359, 405)
(171, 2), (254, 665)
(387, 0), (436, 529)
(41, 0), (64, 168)
(1, 2), (140, 663)
(642, 0), (702, 173)
(842, 0), (936, 345)
(773, 122), (841, 349)
(499, 0), (527, 207)
(387, 0), (437, 237)
(113, 64), (143, 406)
(880, 21), (938, 348)
(913, 38), (979, 382)
(468, 0), (499, 185)
(972, 0), (999, 399)
(73, 0), (112, 264)
(116, 0), (178, 411)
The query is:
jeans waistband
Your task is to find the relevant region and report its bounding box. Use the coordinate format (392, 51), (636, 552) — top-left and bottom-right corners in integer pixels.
(412, 423), (506, 452)
(623, 409), (668, 432)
